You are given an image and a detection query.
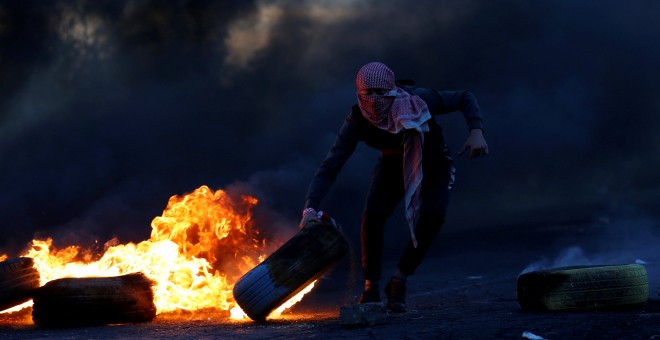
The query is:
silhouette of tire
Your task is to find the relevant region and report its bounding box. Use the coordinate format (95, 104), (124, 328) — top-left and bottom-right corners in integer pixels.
(32, 273), (156, 327)
(233, 220), (349, 321)
(0, 257), (40, 311)
(517, 264), (648, 311)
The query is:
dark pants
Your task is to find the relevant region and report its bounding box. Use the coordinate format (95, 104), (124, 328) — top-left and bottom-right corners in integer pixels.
(361, 150), (454, 281)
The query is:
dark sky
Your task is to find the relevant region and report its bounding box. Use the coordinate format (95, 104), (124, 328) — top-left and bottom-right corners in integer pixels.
(1, 0), (659, 256)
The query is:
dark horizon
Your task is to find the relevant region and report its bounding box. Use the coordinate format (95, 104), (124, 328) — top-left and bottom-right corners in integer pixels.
(1, 0), (659, 257)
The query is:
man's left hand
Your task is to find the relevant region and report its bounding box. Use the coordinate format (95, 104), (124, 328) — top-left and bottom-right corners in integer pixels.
(458, 129), (489, 159)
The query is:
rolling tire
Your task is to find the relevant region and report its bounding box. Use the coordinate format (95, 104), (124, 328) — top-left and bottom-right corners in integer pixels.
(0, 257), (40, 311)
(233, 220), (349, 321)
(517, 264), (649, 311)
(32, 272), (156, 327)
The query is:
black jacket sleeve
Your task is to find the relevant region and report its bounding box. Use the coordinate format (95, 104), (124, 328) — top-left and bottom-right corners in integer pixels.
(303, 114), (360, 210)
(413, 87), (484, 130)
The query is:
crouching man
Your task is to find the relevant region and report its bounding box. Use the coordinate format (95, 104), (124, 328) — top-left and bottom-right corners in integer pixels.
(301, 62), (488, 312)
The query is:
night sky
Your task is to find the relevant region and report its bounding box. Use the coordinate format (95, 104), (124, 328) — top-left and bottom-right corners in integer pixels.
(1, 0), (659, 259)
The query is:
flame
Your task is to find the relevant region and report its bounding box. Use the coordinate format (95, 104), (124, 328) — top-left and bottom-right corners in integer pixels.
(270, 281), (316, 318)
(228, 280), (316, 320)
(1, 185), (314, 319)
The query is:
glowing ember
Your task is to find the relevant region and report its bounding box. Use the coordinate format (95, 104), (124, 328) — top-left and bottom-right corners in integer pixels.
(0, 185), (315, 318)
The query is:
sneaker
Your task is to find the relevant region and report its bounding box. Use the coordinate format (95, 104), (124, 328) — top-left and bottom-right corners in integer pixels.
(358, 286), (381, 304)
(385, 277), (407, 313)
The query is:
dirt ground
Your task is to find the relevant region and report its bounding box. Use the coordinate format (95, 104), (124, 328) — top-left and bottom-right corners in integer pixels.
(1, 221), (660, 339)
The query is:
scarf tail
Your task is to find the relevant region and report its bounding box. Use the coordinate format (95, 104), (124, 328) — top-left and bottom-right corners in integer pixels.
(403, 130), (424, 248)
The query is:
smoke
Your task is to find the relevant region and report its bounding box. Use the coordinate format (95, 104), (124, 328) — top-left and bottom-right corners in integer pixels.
(520, 209), (660, 295)
(1, 1), (660, 259)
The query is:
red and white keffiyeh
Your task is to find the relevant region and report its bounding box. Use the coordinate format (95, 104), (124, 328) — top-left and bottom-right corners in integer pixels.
(356, 62), (432, 248)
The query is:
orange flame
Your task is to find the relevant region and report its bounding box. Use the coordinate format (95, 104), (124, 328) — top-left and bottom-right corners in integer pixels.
(1, 185), (313, 318)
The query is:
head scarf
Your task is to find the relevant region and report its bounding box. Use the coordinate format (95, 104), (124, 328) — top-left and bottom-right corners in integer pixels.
(356, 62), (432, 248)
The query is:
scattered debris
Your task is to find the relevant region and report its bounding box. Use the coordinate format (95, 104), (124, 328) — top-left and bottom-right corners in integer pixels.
(339, 302), (387, 327)
(522, 330), (546, 339)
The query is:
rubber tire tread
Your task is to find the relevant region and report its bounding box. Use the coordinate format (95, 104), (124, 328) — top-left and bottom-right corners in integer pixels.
(235, 222), (345, 320)
(0, 257), (40, 311)
(233, 220), (349, 320)
(32, 273), (156, 327)
(517, 264), (649, 311)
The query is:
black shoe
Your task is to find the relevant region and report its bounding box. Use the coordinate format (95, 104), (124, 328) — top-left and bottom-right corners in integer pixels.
(385, 277), (407, 313)
(358, 286), (381, 304)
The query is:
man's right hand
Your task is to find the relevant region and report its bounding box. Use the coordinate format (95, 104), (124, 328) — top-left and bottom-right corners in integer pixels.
(299, 208), (318, 228)
(299, 208), (339, 229)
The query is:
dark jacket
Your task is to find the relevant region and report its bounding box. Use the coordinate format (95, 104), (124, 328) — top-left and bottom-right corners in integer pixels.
(304, 84), (483, 210)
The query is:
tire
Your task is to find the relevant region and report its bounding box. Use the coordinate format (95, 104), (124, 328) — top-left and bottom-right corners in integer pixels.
(517, 264), (649, 311)
(32, 272), (156, 327)
(233, 220), (349, 321)
(0, 257), (40, 311)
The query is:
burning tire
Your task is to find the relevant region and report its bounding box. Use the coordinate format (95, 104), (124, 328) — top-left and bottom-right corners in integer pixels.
(0, 257), (40, 312)
(32, 272), (156, 327)
(517, 264), (649, 311)
(233, 219), (349, 321)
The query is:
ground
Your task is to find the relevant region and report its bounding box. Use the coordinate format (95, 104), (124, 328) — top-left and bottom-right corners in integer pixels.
(1, 221), (659, 339)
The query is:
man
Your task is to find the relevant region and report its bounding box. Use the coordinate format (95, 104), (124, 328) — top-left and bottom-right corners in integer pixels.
(301, 62), (488, 312)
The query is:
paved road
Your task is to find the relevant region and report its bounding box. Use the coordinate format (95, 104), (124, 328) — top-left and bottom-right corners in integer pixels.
(2, 221), (659, 339)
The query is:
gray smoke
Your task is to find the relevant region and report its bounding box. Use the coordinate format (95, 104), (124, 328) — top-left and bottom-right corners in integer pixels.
(1, 0), (659, 257)
(521, 208), (660, 296)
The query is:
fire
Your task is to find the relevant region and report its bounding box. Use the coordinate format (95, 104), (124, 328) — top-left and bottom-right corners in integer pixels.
(1, 185), (313, 319)
(270, 281), (316, 318)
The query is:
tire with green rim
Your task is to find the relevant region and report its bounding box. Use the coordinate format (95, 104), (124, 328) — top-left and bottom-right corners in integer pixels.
(0, 257), (40, 312)
(517, 264), (649, 311)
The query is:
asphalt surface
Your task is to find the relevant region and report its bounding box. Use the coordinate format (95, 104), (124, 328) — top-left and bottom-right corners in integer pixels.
(1, 221), (660, 339)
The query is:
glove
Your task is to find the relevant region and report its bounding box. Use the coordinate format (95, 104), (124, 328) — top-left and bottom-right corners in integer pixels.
(299, 208), (339, 229)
